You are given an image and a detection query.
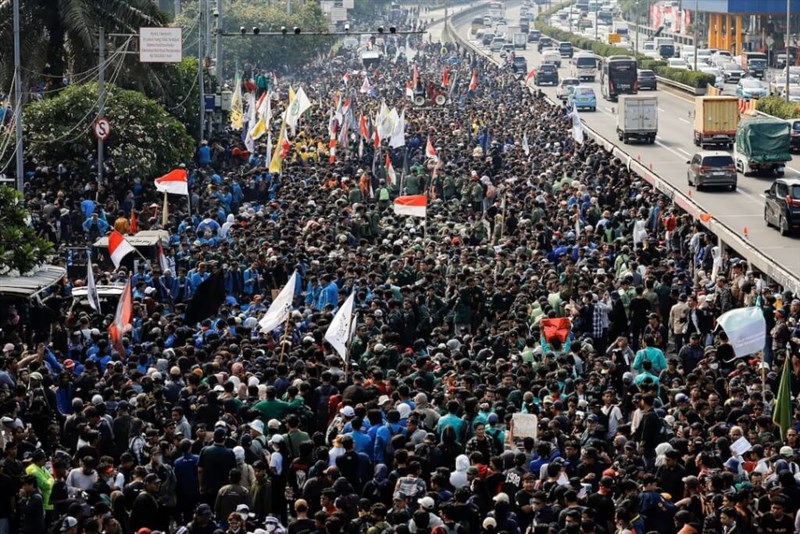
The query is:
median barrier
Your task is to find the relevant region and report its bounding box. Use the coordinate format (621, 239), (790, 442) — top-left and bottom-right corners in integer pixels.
(447, 7), (800, 295)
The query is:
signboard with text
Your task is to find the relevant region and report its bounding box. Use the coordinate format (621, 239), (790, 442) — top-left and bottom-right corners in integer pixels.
(139, 27), (183, 63)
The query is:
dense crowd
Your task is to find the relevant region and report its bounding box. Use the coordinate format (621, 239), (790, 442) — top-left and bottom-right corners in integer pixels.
(3, 8), (800, 534)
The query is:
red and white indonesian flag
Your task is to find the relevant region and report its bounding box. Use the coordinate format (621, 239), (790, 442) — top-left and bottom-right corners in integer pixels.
(108, 277), (132, 354)
(385, 154), (396, 187)
(393, 195), (427, 218)
(425, 136), (438, 160)
(108, 230), (135, 269)
(154, 169), (189, 196)
(469, 69), (478, 91)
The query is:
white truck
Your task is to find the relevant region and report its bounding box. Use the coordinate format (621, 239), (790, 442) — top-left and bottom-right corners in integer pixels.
(513, 32), (527, 49)
(616, 95), (658, 144)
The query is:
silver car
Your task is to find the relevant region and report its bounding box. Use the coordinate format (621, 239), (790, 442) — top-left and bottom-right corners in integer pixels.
(687, 151), (737, 191)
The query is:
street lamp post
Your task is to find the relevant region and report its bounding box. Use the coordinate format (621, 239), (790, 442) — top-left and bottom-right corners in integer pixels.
(12, 0), (23, 192)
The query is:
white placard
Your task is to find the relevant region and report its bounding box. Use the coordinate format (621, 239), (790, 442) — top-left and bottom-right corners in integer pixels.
(343, 0), (354, 8)
(730, 436), (752, 457)
(511, 413), (539, 440)
(139, 27), (183, 63)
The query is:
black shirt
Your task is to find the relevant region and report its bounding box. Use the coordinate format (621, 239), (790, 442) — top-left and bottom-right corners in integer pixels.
(198, 443), (236, 495)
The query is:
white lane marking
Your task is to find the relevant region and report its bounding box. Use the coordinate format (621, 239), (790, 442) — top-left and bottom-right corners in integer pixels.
(788, 167), (800, 174)
(654, 140), (688, 159)
(679, 117), (691, 124)
(676, 148), (692, 157)
(658, 107), (665, 112)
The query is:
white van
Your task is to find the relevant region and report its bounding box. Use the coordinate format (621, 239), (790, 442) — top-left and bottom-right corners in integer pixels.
(573, 53), (598, 81)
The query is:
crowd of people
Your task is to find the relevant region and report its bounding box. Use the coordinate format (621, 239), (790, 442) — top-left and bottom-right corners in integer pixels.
(3, 7), (800, 534)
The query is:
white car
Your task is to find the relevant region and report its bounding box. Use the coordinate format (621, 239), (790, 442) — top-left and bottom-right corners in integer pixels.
(667, 58), (690, 70)
(699, 67), (725, 88)
(695, 49), (712, 65)
(787, 86), (800, 102)
(556, 77), (581, 100)
(710, 51), (732, 65)
(769, 75), (800, 97)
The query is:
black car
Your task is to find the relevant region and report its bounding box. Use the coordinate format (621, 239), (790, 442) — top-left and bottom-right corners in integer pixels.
(533, 64), (559, 86)
(558, 41), (574, 59)
(537, 37), (553, 52)
(512, 56), (528, 75)
(637, 69), (657, 90)
(764, 178), (800, 235)
(528, 30), (541, 42)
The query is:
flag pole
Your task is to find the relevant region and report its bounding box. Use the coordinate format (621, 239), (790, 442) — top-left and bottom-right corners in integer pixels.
(162, 192), (169, 228)
(279, 313), (291, 363)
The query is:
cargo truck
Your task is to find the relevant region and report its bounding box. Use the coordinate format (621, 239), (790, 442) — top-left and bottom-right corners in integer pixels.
(692, 95), (740, 148)
(513, 32), (527, 49)
(616, 95), (658, 144)
(733, 116), (791, 176)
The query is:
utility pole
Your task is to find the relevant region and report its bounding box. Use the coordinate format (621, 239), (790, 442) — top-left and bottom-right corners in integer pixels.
(97, 26), (105, 186)
(199, 0), (206, 140)
(287, 0), (292, 16)
(215, 0), (222, 87)
(12, 0), (23, 193)
(786, 0), (791, 102)
(693, 0), (698, 71)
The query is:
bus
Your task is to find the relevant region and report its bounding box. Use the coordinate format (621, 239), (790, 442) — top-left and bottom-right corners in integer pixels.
(488, 1), (505, 20)
(600, 55), (638, 100)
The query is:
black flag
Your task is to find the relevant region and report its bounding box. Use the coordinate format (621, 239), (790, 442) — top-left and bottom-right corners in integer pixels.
(184, 270), (226, 325)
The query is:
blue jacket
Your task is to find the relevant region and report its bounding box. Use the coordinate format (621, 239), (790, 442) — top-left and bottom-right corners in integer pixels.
(374, 422), (405, 464)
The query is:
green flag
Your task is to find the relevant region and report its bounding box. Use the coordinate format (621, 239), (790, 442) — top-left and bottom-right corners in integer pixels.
(774, 358), (793, 437)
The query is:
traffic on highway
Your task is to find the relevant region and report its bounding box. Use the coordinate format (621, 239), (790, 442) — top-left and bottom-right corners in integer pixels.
(454, 0), (800, 280)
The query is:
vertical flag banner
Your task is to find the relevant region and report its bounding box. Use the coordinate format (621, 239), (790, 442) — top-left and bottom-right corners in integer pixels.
(571, 107), (584, 144)
(108, 277), (132, 354)
(425, 137), (438, 160)
(522, 132), (530, 156)
(184, 270), (227, 324)
(774, 356), (792, 437)
(385, 153), (397, 187)
(86, 262), (101, 314)
(469, 69), (478, 91)
(230, 72), (244, 130)
(325, 292), (356, 360)
(284, 87), (312, 135)
(259, 272), (298, 332)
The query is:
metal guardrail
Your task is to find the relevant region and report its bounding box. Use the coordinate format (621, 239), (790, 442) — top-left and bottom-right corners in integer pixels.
(654, 75), (705, 95)
(446, 8), (800, 295)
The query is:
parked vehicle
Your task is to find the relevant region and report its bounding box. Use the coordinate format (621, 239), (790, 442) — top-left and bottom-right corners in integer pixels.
(569, 86), (597, 111)
(734, 116), (791, 176)
(637, 69), (657, 90)
(764, 178), (800, 235)
(720, 62), (744, 83)
(736, 78), (767, 99)
(533, 64), (559, 85)
(693, 95), (740, 148)
(557, 77), (581, 100)
(616, 94), (658, 144)
(687, 151), (737, 191)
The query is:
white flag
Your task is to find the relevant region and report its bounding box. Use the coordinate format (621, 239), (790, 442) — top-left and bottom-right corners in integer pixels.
(86, 262), (101, 314)
(571, 107), (584, 144)
(258, 272), (298, 333)
(284, 87), (312, 135)
(716, 306), (767, 358)
(324, 292), (356, 359)
(389, 109), (406, 148)
(522, 132), (530, 156)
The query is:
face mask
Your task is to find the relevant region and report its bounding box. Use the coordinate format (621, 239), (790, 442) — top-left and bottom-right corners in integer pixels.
(709, 363), (719, 370)
(266, 525), (276, 533)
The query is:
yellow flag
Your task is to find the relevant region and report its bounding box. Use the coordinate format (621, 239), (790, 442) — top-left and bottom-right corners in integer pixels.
(269, 121), (286, 174)
(289, 86), (296, 103)
(230, 73), (244, 130)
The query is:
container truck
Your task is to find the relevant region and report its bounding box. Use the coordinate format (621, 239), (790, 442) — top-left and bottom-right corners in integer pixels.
(616, 95), (658, 144)
(733, 116), (791, 176)
(692, 95), (740, 148)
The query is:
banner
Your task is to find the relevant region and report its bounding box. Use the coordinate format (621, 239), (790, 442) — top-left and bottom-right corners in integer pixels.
(716, 306), (767, 358)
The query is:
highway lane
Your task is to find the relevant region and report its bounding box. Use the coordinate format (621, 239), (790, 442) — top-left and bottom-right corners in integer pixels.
(452, 3), (800, 278)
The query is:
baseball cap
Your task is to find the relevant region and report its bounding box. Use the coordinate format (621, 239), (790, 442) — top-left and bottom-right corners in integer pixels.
(196, 503), (213, 518)
(60, 517), (78, 532)
(492, 492), (510, 503)
(269, 434), (284, 444)
(144, 473), (161, 485)
(378, 395), (391, 406)
(418, 496), (435, 510)
(340, 406), (355, 417)
(780, 446), (794, 457)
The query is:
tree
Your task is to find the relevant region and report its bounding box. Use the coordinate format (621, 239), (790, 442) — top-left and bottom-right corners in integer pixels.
(175, 0), (333, 78)
(23, 82), (194, 180)
(0, 186), (54, 276)
(0, 0), (166, 88)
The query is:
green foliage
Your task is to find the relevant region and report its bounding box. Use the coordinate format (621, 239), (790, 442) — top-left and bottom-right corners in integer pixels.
(652, 67), (716, 88)
(175, 0), (333, 78)
(0, 187), (54, 276)
(145, 57), (202, 141)
(756, 96), (800, 119)
(23, 83), (194, 181)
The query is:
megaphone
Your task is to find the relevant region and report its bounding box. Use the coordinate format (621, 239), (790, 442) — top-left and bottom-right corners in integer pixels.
(414, 95), (425, 106)
(435, 94), (446, 105)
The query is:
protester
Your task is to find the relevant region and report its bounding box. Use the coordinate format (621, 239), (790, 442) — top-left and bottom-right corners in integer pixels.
(3, 5), (800, 534)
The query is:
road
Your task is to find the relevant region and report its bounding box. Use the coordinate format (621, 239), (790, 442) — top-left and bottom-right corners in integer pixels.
(450, 3), (800, 280)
